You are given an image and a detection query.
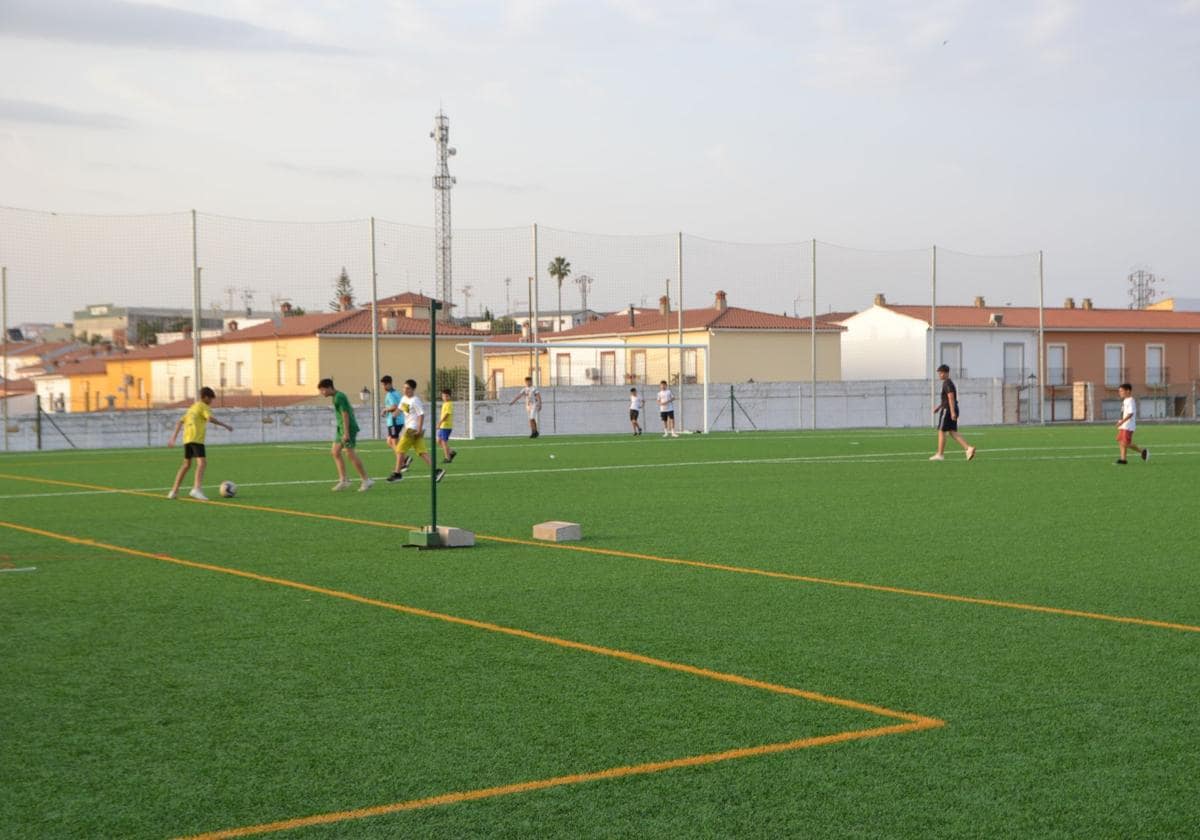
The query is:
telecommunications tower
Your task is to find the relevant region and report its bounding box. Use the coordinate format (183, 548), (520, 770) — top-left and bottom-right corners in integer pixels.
(430, 110), (457, 311)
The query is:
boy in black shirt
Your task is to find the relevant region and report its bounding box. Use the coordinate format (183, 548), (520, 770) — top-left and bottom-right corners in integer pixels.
(931, 364), (976, 461)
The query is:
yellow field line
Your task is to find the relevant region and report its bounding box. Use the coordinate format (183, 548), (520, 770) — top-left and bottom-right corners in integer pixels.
(179, 721), (936, 839)
(0, 517), (942, 837)
(4, 471), (1198, 634)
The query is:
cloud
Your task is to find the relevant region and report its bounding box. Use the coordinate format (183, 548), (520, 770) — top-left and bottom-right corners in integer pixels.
(1028, 0), (1078, 44)
(0, 98), (133, 129)
(0, 0), (355, 54)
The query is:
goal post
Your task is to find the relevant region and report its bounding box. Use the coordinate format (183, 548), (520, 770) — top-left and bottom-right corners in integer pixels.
(459, 340), (710, 439)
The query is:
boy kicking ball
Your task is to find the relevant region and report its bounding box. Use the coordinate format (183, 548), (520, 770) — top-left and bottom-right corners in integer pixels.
(167, 386), (232, 500)
(1115, 383), (1149, 465)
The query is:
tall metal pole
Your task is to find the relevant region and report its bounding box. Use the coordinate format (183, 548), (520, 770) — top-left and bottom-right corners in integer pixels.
(1038, 250), (1046, 425)
(676, 232), (685, 432)
(370, 216), (380, 438)
(810, 238), (817, 430)
(431, 111), (456, 311)
(531, 223), (540, 388)
(930, 245), (938, 421)
(191, 210), (201, 398)
(2, 265), (8, 451)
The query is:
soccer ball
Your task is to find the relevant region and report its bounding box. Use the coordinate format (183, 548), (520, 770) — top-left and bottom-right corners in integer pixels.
(219, 480), (237, 498)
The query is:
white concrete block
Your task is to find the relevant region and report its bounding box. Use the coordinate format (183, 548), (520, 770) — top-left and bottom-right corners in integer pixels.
(436, 526), (476, 548)
(533, 521), (582, 542)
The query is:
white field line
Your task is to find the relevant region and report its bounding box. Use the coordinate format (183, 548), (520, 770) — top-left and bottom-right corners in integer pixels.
(0, 566), (38, 573)
(1, 444), (1199, 501)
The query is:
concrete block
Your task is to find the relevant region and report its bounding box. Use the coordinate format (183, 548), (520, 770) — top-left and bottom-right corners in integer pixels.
(436, 526), (476, 548)
(533, 521), (582, 542)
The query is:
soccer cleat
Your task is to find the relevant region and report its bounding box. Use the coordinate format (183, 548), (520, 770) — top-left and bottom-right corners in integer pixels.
(435, 468), (446, 483)
(386, 472), (403, 483)
(1114, 459), (1127, 465)
(188, 488), (208, 501)
(929, 454), (944, 461)
(966, 446), (976, 461)
(447, 449), (457, 463)
(331, 480), (352, 491)
(166, 490), (177, 500)
(663, 432), (670, 438)
(1141, 448), (1149, 461)
(359, 478), (374, 492)
(671, 431), (679, 437)
(531, 430), (540, 438)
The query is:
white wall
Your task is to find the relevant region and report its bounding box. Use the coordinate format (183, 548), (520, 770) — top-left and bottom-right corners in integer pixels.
(34, 376), (70, 412)
(934, 329), (1039, 381)
(151, 343), (255, 403)
(840, 307), (929, 380)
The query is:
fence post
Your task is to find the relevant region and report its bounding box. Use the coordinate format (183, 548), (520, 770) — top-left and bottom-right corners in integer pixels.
(146, 401), (151, 448)
(730, 385), (735, 432)
(35, 395), (42, 450)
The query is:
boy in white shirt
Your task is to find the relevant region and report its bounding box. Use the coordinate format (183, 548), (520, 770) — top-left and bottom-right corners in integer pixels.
(1115, 382), (1148, 465)
(509, 376), (542, 438)
(657, 380), (679, 437)
(628, 387), (643, 436)
(387, 379), (446, 483)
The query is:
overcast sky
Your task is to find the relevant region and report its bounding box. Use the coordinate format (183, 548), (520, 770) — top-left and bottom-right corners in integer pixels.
(0, 0), (1197, 322)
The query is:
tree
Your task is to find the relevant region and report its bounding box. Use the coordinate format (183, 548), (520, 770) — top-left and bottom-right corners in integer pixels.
(547, 256), (571, 332)
(329, 267), (355, 311)
(491, 317), (518, 335)
(482, 307), (494, 322)
(134, 321), (159, 346)
(283, 305), (306, 317)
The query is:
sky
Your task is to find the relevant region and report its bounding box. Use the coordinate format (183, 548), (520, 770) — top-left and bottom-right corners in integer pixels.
(0, 0), (1197, 323)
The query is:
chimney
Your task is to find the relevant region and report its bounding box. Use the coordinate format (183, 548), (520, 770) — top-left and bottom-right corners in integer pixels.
(714, 290), (728, 311)
(628, 305), (636, 327)
(227, 320), (238, 332)
(1063, 297), (1075, 309)
(873, 293), (887, 306)
(182, 323), (193, 337)
(280, 301), (293, 315)
(973, 296), (986, 308)
(989, 312), (1004, 327)
(520, 321), (530, 339)
(659, 295), (670, 316)
(1082, 298), (1093, 310)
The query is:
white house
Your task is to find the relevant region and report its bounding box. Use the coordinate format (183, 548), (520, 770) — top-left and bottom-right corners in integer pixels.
(839, 295), (1040, 383)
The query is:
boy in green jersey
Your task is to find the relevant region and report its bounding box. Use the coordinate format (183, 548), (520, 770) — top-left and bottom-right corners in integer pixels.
(318, 378), (373, 492)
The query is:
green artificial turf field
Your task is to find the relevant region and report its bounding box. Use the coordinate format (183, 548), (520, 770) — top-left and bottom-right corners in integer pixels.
(2, 424), (1198, 838)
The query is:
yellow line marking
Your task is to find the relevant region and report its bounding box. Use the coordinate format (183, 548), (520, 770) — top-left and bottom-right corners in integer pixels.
(178, 721), (936, 840)
(4, 471), (1198, 635)
(0, 518), (942, 837)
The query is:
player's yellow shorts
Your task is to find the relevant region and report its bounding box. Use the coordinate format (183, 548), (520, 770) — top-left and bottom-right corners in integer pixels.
(398, 429), (427, 455)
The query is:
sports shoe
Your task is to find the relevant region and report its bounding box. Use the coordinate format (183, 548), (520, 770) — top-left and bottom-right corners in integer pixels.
(671, 431), (680, 438)
(1141, 448), (1149, 461)
(331, 480), (352, 491)
(386, 472), (403, 483)
(166, 490), (177, 500)
(966, 446), (976, 461)
(399, 458), (410, 474)
(531, 430), (540, 438)
(435, 468), (446, 483)
(663, 432), (670, 438)
(929, 454), (944, 461)
(359, 478), (374, 492)
(446, 449), (457, 463)
(1114, 459), (1127, 465)
(188, 488), (209, 501)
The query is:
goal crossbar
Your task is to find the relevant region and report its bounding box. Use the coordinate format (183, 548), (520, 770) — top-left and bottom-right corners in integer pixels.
(459, 340), (710, 439)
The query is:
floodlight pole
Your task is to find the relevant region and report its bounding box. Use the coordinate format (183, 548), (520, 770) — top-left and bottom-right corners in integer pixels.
(676, 233), (685, 432)
(370, 217), (380, 438)
(191, 210), (201, 399)
(810, 238), (817, 430)
(930, 245), (938, 425)
(531, 222), (540, 388)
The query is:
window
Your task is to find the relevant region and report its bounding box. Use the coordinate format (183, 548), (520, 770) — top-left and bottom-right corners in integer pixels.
(684, 348), (698, 383)
(235, 361), (244, 387)
(1104, 345), (1124, 386)
(630, 350), (647, 383)
(168, 377), (175, 401)
(182, 376), (191, 398)
(1003, 343), (1025, 383)
(277, 359), (286, 386)
(600, 351), (616, 385)
(1046, 344), (1067, 385)
(296, 358), (308, 386)
(555, 353), (571, 386)
(939, 343), (963, 377)
(137, 378), (145, 400)
(1146, 345), (1165, 386)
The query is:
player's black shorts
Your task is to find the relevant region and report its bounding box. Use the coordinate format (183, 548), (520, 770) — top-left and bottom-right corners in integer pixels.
(630, 410), (640, 420)
(937, 410), (958, 432)
(183, 443), (206, 459)
(387, 425), (401, 441)
(660, 410), (674, 422)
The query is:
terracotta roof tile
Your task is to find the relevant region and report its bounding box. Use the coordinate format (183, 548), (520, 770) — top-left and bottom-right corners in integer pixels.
(883, 304), (1200, 331)
(550, 305), (843, 339)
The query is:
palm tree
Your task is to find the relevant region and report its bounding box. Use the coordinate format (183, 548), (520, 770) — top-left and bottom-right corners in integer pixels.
(547, 257), (571, 332)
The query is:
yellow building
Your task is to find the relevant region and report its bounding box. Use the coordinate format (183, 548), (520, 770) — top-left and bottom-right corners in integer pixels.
(483, 291), (843, 388)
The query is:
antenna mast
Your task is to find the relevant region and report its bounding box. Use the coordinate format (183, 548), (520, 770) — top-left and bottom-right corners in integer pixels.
(430, 110), (457, 313)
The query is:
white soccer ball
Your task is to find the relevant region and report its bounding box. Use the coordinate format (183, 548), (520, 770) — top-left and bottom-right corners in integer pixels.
(219, 480), (238, 498)
(549, 454), (556, 459)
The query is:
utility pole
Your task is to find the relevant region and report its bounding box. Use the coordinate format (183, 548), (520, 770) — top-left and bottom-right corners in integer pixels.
(1127, 269), (1160, 309)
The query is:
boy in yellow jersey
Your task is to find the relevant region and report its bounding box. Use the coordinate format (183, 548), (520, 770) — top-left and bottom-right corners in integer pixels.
(436, 387), (457, 463)
(167, 386), (233, 500)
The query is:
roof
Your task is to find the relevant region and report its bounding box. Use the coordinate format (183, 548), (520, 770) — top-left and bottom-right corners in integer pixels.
(375, 291), (454, 308)
(228, 310), (488, 341)
(1, 340), (79, 359)
(159, 394), (322, 409)
(0, 378), (35, 394)
(36, 357), (111, 377)
(550, 305), (845, 340)
(880, 304), (1200, 331)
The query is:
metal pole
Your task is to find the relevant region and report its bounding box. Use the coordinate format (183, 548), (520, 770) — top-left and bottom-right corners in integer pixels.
(677, 233), (685, 432)
(35, 394), (42, 450)
(930, 245), (938, 423)
(702, 344), (709, 433)
(429, 301), (440, 534)
(730, 385), (735, 432)
(467, 341), (476, 440)
(191, 211), (201, 398)
(370, 217), (380, 438)
(531, 223), (540, 389)
(810, 238), (817, 430)
(2, 265), (8, 451)
(1038, 250), (1046, 425)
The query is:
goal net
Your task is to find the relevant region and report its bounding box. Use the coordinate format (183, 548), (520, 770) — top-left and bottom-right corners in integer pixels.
(460, 340), (710, 439)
